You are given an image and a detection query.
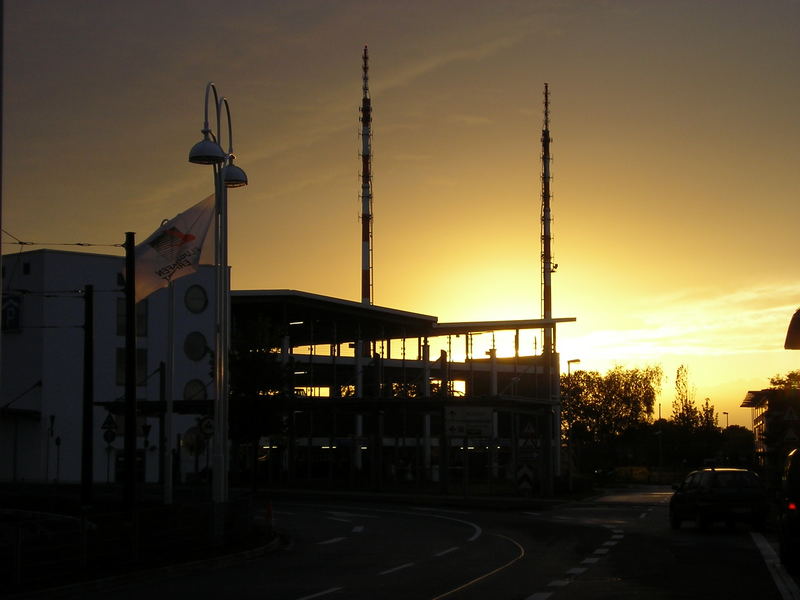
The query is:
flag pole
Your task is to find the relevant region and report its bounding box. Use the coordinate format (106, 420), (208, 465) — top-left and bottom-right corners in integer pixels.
(164, 281), (175, 504)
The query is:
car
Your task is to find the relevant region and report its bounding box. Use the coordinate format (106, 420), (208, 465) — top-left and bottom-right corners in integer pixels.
(779, 448), (800, 568)
(669, 467), (768, 530)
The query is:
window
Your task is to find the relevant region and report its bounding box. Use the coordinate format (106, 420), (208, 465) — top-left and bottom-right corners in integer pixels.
(116, 297), (148, 337)
(184, 379), (208, 401)
(184, 331), (209, 361)
(1, 295), (22, 332)
(184, 285), (208, 314)
(116, 348), (148, 386)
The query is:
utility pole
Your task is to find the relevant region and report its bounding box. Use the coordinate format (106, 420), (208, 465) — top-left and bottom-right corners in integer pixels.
(81, 284), (94, 506)
(124, 233), (137, 512)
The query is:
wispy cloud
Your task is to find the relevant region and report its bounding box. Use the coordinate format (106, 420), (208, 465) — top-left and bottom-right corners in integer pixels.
(374, 31), (531, 97)
(571, 282), (800, 361)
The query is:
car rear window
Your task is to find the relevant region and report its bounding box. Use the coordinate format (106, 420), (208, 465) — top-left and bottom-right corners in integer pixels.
(714, 471), (761, 489)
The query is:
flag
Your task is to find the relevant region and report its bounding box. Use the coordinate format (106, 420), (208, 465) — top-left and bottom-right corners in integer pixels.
(134, 194), (216, 302)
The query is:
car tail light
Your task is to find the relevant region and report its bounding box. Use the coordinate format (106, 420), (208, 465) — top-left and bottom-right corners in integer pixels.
(789, 502), (798, 511)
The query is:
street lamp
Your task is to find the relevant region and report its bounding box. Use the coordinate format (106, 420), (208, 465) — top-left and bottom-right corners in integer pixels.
(723, 411), (729, 428)
(188, 82), (248, 506)
(785, 309), (800, 349)
(567, 358), (581, 376)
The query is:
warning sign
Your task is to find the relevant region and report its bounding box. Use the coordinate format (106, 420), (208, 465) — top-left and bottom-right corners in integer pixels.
(445, 406), (493, 437)
(101, 414), (117, 431)
(518, 419), (539, 463)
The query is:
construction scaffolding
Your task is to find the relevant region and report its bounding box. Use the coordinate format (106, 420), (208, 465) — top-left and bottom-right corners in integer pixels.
(229, 290), (574, 496)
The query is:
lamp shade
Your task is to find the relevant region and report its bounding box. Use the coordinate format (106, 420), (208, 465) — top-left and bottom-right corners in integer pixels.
(189, 138), (226, 165)
(222, 162), (248, 188)
(786, 309), (800, 349)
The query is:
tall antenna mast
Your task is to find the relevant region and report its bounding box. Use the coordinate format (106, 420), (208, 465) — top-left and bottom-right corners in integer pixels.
(541, 83), (554, 353)
(360, 45), (374, 305)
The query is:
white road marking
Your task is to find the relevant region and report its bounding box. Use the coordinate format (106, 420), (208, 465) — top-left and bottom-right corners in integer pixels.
(582, 557), (600, 564)
(567, 567), (587, 575)
(431, 533), (525, 600)
(379, 562), (414, 575)
(523, 511), (542, 517)
(435, 546), (460, 557)
(352, 525), (364, 533)
(593, 548), (609, 555)
(548, 579), (570, 587)
(612, 534), (624, 540)
(525, 593), (553, 600)
(602, 540), (618, 547)
(612, 529), (624, 534)
(751, 532), (800, 600)
(327, 511), (377, 519)
(639, 512), (648, 519)
(296, 587), (343, 600)
(326, 517), (351, 523)
(367, 507), (482, 542)
(317, 537), (346, 545)
(410, 506), (470, 515)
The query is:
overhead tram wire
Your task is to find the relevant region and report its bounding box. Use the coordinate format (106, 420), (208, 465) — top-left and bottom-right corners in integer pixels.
(2, 227), (125, 249)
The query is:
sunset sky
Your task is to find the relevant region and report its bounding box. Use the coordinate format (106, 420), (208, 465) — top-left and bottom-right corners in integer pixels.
(3, 1), (799, 427)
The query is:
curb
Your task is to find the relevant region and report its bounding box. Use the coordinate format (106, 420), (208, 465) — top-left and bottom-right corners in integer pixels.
(8, 534), (286, 600)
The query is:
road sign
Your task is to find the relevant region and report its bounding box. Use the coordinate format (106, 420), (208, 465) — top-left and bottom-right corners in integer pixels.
(199, 417), (215, 437)
(445, 406), (493, 437)
(518, 419), (539, 462)
(517, 464), (534, 490)
(101, 414), (117, 431)
(103, 429), (116, 444)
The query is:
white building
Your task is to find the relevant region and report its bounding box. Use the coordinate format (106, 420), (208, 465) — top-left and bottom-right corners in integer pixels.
(1, 249), (215, 484)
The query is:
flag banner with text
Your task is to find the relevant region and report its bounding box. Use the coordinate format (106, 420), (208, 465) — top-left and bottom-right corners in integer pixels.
(134, 194), (216, 302)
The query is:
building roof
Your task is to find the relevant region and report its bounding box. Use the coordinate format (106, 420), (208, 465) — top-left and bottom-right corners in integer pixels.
(433, 318), (576, 336)
(741, 388), (800, 408)
(232, 289), (576, 346)
(233, 289), (438, 345)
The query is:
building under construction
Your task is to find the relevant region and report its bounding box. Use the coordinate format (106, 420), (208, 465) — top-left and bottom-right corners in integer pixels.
(229, 290), (574, 495)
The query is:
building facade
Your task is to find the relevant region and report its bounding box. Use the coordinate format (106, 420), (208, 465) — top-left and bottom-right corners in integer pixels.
(1, 249), (215, 485)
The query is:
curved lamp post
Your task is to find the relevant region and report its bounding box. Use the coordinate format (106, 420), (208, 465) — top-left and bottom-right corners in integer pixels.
(567, 358), (581, 376)
(189, 82), (248, 505)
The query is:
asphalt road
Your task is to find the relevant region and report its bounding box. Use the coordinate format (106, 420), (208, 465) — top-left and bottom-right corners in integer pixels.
(64, 486), (800, 600)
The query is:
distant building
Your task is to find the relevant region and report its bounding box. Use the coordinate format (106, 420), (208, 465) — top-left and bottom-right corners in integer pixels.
(741, 388), (800, 484)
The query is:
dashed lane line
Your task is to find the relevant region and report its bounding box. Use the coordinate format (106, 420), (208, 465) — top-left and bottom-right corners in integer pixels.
(296, 587), (343, 600)
(379, 562), (415, 576)
(435, 546), (460, 557)
(352, 525), (364, 533)
(317, 537), (346, 545)
(526, 529), (624, 599)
